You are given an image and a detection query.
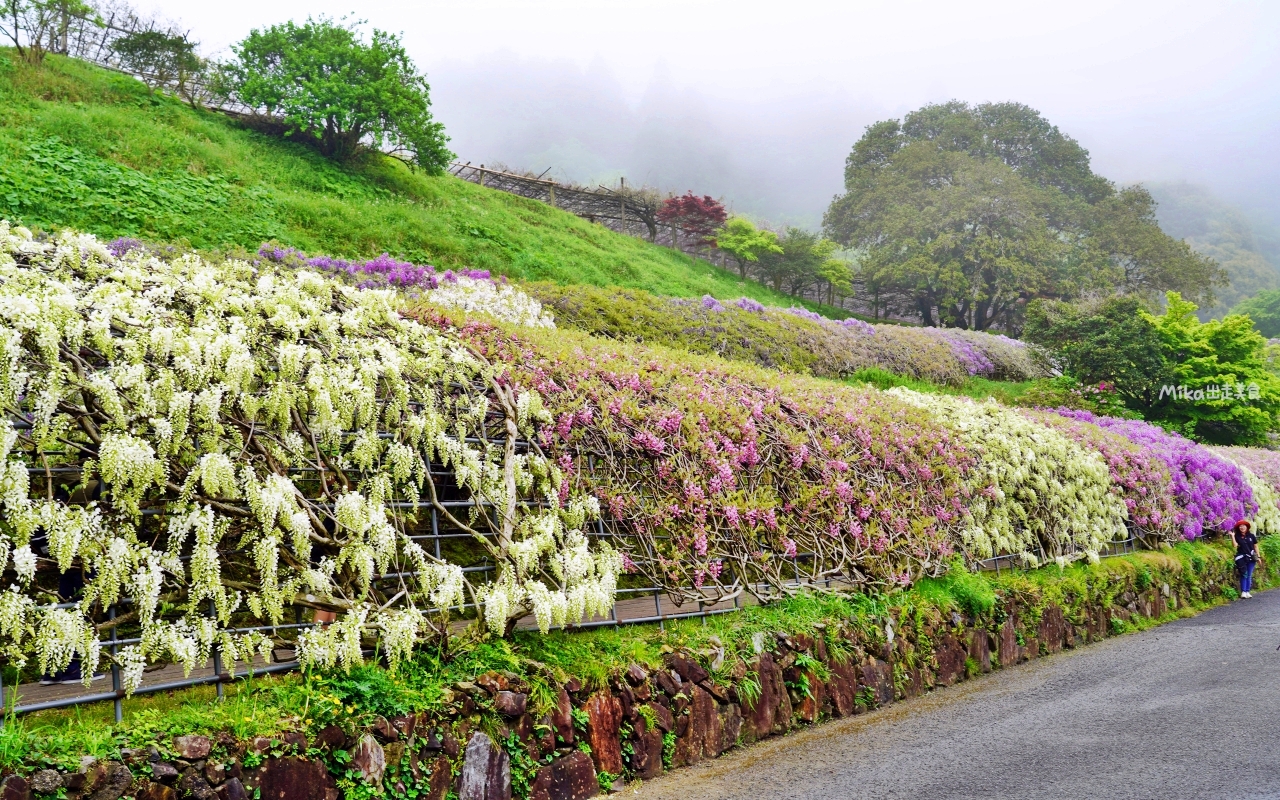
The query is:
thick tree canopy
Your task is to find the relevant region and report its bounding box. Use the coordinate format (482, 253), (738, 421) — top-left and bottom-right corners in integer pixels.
(222, 17), (452, 172)
(1231, 289), (1280, 339)
(1026, 293), (1280, 445)
(825, 102), (1225, 330)
(715, 217), (782, 279)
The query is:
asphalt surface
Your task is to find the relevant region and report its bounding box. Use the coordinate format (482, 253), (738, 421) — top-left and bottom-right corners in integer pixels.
(628, 589), (1280, 800)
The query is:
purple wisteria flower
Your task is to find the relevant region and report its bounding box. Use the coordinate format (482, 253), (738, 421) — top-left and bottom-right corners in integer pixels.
(838, 317), (876, 335)
(1055, 409), (1255, 539)
(779, 305), (825, 322)
(925, 329), (996, 377)
(734, 297), (765, 313)
(107, 237), (145, 258)
(702, 295), (726, 312)
(257, 243), (465, 291)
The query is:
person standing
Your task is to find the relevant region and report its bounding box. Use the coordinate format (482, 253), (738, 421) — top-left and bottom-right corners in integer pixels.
(1232, 519), (1261, 599)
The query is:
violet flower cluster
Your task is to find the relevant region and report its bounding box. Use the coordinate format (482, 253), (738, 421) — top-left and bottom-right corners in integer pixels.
(256, 244), (496, 291)
(1055, 410), (1255, 539)
(106, 237), (145, 258)
(926, 329), (995, 376)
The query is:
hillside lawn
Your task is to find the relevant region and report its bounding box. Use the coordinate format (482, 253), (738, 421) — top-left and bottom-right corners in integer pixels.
(0, 51), (847, 312)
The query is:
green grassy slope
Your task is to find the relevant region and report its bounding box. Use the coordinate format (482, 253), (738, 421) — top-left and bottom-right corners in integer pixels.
(0, 51), (824, 307)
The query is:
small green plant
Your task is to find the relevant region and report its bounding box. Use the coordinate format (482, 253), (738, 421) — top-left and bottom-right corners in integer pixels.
(1135, 567), (1153, 592)
(1261, 536), (1280, 577)
(736, 674), (763, 710)
(596, 771), (619, 793)
(855, 685), (876, 711)
(786, 672), (813, 701)
(619, 720), (635, 761)
(793, 652), (830, 683)
(635, 704), (658, 733)
(661, 732), (677, 770)
(964, 657), (980, 678)
(503, 732), (539, 800)
(945, 564), (997, 618)
(571, 708), (590, 732)
(1109, 616), (1131, 635)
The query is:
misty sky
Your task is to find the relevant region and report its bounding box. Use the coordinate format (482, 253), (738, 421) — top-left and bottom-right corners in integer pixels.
(148, 0), (1280, 228)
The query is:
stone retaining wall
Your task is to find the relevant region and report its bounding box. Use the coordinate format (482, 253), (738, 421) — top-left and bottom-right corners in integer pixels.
(0, 556), (1236, 800)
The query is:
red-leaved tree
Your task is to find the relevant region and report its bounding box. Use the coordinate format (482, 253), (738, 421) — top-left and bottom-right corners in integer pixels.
(657, 191), (728, 247)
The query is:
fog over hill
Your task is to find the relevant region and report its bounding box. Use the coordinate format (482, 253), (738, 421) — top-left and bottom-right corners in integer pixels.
(146, 1), (1280, 234)
(1148, 183), (1280, 317)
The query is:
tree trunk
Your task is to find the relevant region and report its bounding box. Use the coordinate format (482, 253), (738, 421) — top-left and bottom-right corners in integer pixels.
(917, 297), (935, 328)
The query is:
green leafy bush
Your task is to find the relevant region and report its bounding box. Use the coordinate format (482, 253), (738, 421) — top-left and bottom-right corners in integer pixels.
(218, 18), (452, 170)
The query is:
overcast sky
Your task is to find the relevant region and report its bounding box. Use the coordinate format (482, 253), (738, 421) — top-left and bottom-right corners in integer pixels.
(148, 0), (1280, 228)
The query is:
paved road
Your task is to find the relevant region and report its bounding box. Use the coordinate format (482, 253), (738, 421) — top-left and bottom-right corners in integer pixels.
(629, 589), (1280, 800)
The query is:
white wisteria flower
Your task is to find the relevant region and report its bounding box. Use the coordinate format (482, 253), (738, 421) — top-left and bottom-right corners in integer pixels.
(0, 222), (613, 690)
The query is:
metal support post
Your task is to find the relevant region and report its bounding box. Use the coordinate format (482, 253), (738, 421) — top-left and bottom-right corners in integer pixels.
(109, 605), (122, 723)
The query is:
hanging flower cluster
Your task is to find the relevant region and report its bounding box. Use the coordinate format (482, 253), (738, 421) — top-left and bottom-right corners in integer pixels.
(1209, 446), (1280, 494)
(891, 390), (1128, 565)
(0, 223), (615, 690)
(1055, 410), (1254, 539)
(1209, 447), (1280, 534)
(255, 244), (555, 328)
(1022, 409), (1183, 542)
(447, 317), (982, 600)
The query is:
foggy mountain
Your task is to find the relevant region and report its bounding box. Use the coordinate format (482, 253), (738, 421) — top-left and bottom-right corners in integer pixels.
(150, 0), (1280, 255)
(427, 50), (1280, 240)
(1148, 182), (1280, 317)
(430, 53), (876, 228)
(432, 52), (1280, 317)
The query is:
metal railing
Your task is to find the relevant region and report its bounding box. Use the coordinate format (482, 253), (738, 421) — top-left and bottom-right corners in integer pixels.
(974, 533), (1141, 575)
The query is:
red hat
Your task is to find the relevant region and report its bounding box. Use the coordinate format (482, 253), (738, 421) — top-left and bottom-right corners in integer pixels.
(1236, 519), (1252, 529)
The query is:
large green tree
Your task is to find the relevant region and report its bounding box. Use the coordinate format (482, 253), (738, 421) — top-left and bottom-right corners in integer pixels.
(715, 217), (782, 279)
(755, 227), (838, 297)
(1026, 293), (1280, 444)
(825, 102), (1225, 330)
(1024, 296), (1170, 408)
(1088, 186), (1222, 304)
(221, 17), (452, 172)
(1143, 293), (1280, 444)
(1231, 289), (1280, 339)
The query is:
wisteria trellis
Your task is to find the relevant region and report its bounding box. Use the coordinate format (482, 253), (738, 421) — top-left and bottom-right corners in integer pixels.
(1, 225), (1277, 697)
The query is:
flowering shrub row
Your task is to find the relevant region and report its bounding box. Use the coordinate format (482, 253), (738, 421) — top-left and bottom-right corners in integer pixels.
(252, 243), (555, 328)
(890, 390), (1128, 564)
(1021, 410), (1183, 541)
(1210, 447), (1280, 534)
(527, 283), (1048, 385)
(1055, 410), (1255, 539)
(0, 224), (611, 692)
(449, 318), (980, 597)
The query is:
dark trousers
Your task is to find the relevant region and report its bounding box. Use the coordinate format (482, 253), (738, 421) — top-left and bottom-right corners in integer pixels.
(41, 570), (87, 681)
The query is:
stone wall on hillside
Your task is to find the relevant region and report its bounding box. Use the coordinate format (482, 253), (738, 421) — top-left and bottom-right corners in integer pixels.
(0, 558), (1234, 800)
